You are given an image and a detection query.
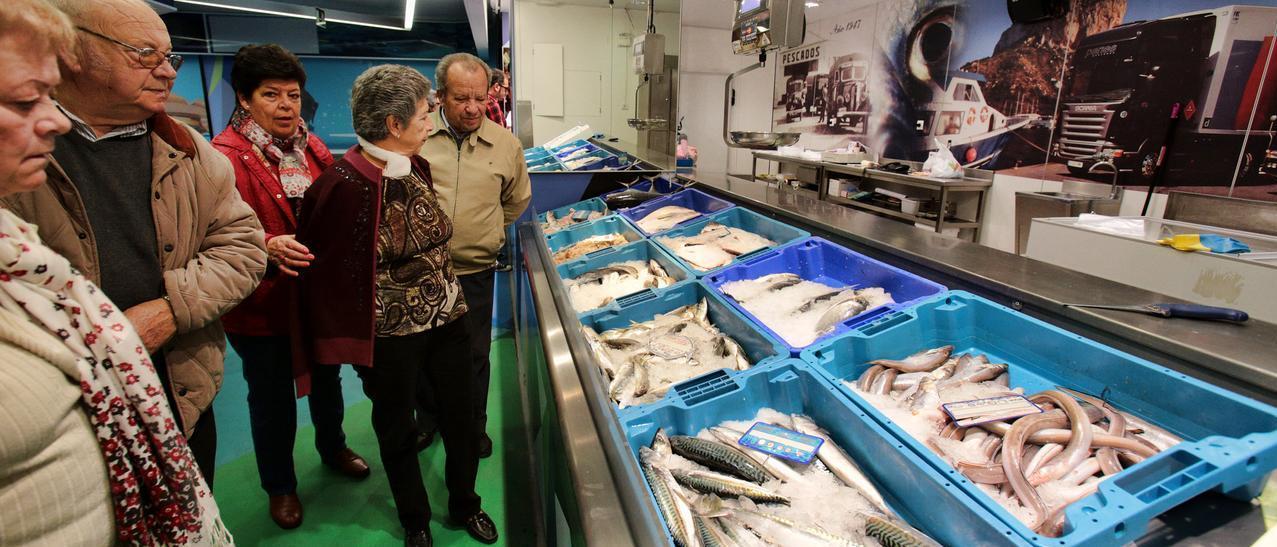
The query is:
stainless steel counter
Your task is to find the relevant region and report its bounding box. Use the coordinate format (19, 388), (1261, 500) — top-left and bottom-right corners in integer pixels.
(680, 172), (1277, 405)
(514, 171), (1277, 546)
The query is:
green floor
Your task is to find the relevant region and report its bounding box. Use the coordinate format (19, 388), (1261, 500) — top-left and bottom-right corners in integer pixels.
(212, 335), (531, 546)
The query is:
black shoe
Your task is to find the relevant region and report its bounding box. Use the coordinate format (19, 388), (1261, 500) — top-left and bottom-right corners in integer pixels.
(416, 428), (436, 453)
(451, 511), (498, 544)
(478, 433), (493, 459)
(404, 529), (432, 547)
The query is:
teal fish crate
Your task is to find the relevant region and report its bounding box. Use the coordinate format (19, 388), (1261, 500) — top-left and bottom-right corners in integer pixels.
(577, 280), (789, 415)
(653, 207), (811, 277)
(537, 197), (612, 236)
(544, 216), (644, 263)
(799, 290), (1277, 546)
(621, 359), (1028, 546)
(556, 239), (693, 316)
(704, 237), (948, 355)
(620, 188), (736, 236)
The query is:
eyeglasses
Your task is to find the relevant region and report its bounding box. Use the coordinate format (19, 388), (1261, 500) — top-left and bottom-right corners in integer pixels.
(76, 27), (183, 72)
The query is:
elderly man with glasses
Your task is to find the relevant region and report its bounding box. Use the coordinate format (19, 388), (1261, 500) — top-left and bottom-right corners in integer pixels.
(1, 0), (267, 485)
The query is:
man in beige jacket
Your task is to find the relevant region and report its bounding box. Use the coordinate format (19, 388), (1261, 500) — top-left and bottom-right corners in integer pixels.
(420, 53), (530, 458)
(1, 0), (267, 484)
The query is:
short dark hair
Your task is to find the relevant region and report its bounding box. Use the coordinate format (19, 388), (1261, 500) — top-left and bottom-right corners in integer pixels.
(489, 68), (503, 88)
(231, 44), (307, 100)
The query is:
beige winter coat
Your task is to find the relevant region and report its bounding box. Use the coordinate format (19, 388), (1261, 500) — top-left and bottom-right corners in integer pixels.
(0, 114), (267, 436)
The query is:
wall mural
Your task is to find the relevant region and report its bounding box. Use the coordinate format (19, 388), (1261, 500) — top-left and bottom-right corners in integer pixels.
(774, 0), (1277, 200)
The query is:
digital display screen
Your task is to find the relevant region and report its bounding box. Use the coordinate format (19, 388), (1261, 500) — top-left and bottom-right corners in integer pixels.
(738, 0), (763, 15)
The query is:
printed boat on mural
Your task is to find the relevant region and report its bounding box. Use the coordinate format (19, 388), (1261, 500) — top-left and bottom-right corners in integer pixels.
(919, 71), (1030, 167)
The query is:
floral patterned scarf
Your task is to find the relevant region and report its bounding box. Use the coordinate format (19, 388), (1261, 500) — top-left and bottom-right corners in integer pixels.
(0, 208), (232, 546)
(230, 106), (313, 198)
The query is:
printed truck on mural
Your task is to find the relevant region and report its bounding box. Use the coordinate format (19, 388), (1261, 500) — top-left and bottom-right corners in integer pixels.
(1051, 4), (1277, 185)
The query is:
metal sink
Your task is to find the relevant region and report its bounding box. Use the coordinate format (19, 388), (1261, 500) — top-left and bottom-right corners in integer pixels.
(1015, 191), (1122, 254)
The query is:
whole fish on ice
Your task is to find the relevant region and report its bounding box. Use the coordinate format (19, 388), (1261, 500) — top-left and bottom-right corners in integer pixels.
(721, 275), (894, 347)
(551, 233), (629, 264)
(542, 207), (606, 234)
(566, 260), (675, 312)
(657, 222), (777, 271)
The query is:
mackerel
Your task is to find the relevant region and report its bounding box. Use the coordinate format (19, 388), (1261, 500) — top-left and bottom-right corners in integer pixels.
(708, 427), (804, 483)
(671, 468), (790, 504)
(863, 513), (942, 547)
(669, 435), (774, 484)
(639, 450), (699, 547)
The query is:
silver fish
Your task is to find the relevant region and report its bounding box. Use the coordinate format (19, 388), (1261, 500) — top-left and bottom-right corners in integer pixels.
(795, 289), (846, 313)
(695, 516), (737, 547)
(571, 263), (639, 286)
(789, 414), (893, 516)
(671, 468), (791, 504)
(812, 294), (867, 335)
(669, 435), (774, 484)
(733, 506), (863, 546)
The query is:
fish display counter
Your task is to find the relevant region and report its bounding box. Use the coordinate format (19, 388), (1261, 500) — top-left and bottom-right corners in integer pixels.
(509, 172), (1277, 547)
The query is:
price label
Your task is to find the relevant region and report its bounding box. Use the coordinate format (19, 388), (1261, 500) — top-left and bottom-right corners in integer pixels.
(738, 422), (824, 464)
(942, 395), (1043, 427)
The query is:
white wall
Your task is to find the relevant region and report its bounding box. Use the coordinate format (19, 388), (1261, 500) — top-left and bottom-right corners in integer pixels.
(514, 3), (679, 147)
(678, 0), (776, 175)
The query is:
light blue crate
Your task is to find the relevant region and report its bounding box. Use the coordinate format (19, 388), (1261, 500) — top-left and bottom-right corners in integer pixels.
(555, 239), (693, 316)
(652, 207), (811, 277)
(536, 197), (612, 235)
(544, 215), (644, 260)
(621, 359), (1028, 546)
(800, 290), (1277, 546)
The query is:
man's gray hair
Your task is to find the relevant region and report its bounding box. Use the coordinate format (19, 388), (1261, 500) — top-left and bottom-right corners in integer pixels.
(435, 52), (490, 94)
(350, 64), (432, 142)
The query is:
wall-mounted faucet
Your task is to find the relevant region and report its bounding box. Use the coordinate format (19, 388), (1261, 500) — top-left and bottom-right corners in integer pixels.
(1088, 160), (1123, 200)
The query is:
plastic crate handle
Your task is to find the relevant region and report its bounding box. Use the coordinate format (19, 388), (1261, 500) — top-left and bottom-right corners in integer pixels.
(731, 246), (772, 264)
(673, 370), (741, 405)
(616, 289), (659, 308)
(585, 245), (620, 258)
(740, 252), (773, 267)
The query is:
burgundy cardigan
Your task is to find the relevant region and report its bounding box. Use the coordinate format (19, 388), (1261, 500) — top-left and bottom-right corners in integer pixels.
(291, 146), (435, 393)
(212, 128), (334, 336)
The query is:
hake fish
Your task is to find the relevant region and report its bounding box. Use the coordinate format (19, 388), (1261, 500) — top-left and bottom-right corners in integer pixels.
(789, 414), (893, 516)
(541, 207), (606, 234)
(636, 205), (703, 233)
(566, 259), (675, 312)
(551, 233), (629, 264)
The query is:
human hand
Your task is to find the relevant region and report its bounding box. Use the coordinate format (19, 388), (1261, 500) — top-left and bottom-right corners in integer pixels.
(267, 234), (314, 277)
(124, 298), (177, 353)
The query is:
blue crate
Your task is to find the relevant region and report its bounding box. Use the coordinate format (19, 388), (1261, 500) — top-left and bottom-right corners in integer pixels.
(577, 281), (789, 414)
(563, 150), (619, 171)
(703, 237), (948, 354)
(556, 240), (693, 316)
(620, 188), (736, 236)
(554, 143), (598, 160)
(544, 215), (644, 261)
(549, 139), (591, 154)
(799, 291), (1277, 546)
(524, 146), (552, 161)
(537, 197), (612, 234)
(652, 207), (811, 277)
(621, 359), (1028, 546)
(528, 155), (563, 172)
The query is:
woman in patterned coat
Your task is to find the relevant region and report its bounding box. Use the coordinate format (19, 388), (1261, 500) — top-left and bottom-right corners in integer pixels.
(293, 64), (497, 547)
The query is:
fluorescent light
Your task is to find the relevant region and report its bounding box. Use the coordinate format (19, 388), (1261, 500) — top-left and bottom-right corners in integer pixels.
(805, 1), (820, 6)
(174, 0), (312, 20)
(175, 0), (416, 30)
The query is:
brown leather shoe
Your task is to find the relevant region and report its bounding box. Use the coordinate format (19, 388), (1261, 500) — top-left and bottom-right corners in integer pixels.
(323, 447), (371, 479)
(269, 493), (303, 529)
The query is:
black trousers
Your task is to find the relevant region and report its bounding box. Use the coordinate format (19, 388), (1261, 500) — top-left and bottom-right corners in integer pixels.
(359, 317), (481, 533)
(418, 269), (495, 435)
(155, 351), (218, 487)
(227, 334), (348, 496)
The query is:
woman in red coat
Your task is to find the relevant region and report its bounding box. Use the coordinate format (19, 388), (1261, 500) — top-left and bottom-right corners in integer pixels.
(211, 44), (369, 530)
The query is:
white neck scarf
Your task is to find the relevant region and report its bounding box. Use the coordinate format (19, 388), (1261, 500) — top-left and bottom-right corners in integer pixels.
(357, 136), (412, 178)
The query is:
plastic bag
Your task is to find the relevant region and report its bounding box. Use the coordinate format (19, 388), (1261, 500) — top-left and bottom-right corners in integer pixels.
(923, 140), (962, 179)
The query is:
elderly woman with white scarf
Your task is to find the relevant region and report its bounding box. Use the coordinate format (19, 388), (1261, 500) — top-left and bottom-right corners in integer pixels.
(293, 64), (495, 547)
(0, 0), (229, 545)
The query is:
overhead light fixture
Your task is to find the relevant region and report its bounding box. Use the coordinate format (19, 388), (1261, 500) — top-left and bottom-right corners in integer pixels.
(805, 1), (820, 6)
(174, 0), (415, 30)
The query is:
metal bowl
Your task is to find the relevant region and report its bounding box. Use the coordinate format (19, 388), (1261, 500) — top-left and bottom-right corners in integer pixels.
(729, 131), (801, 149)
